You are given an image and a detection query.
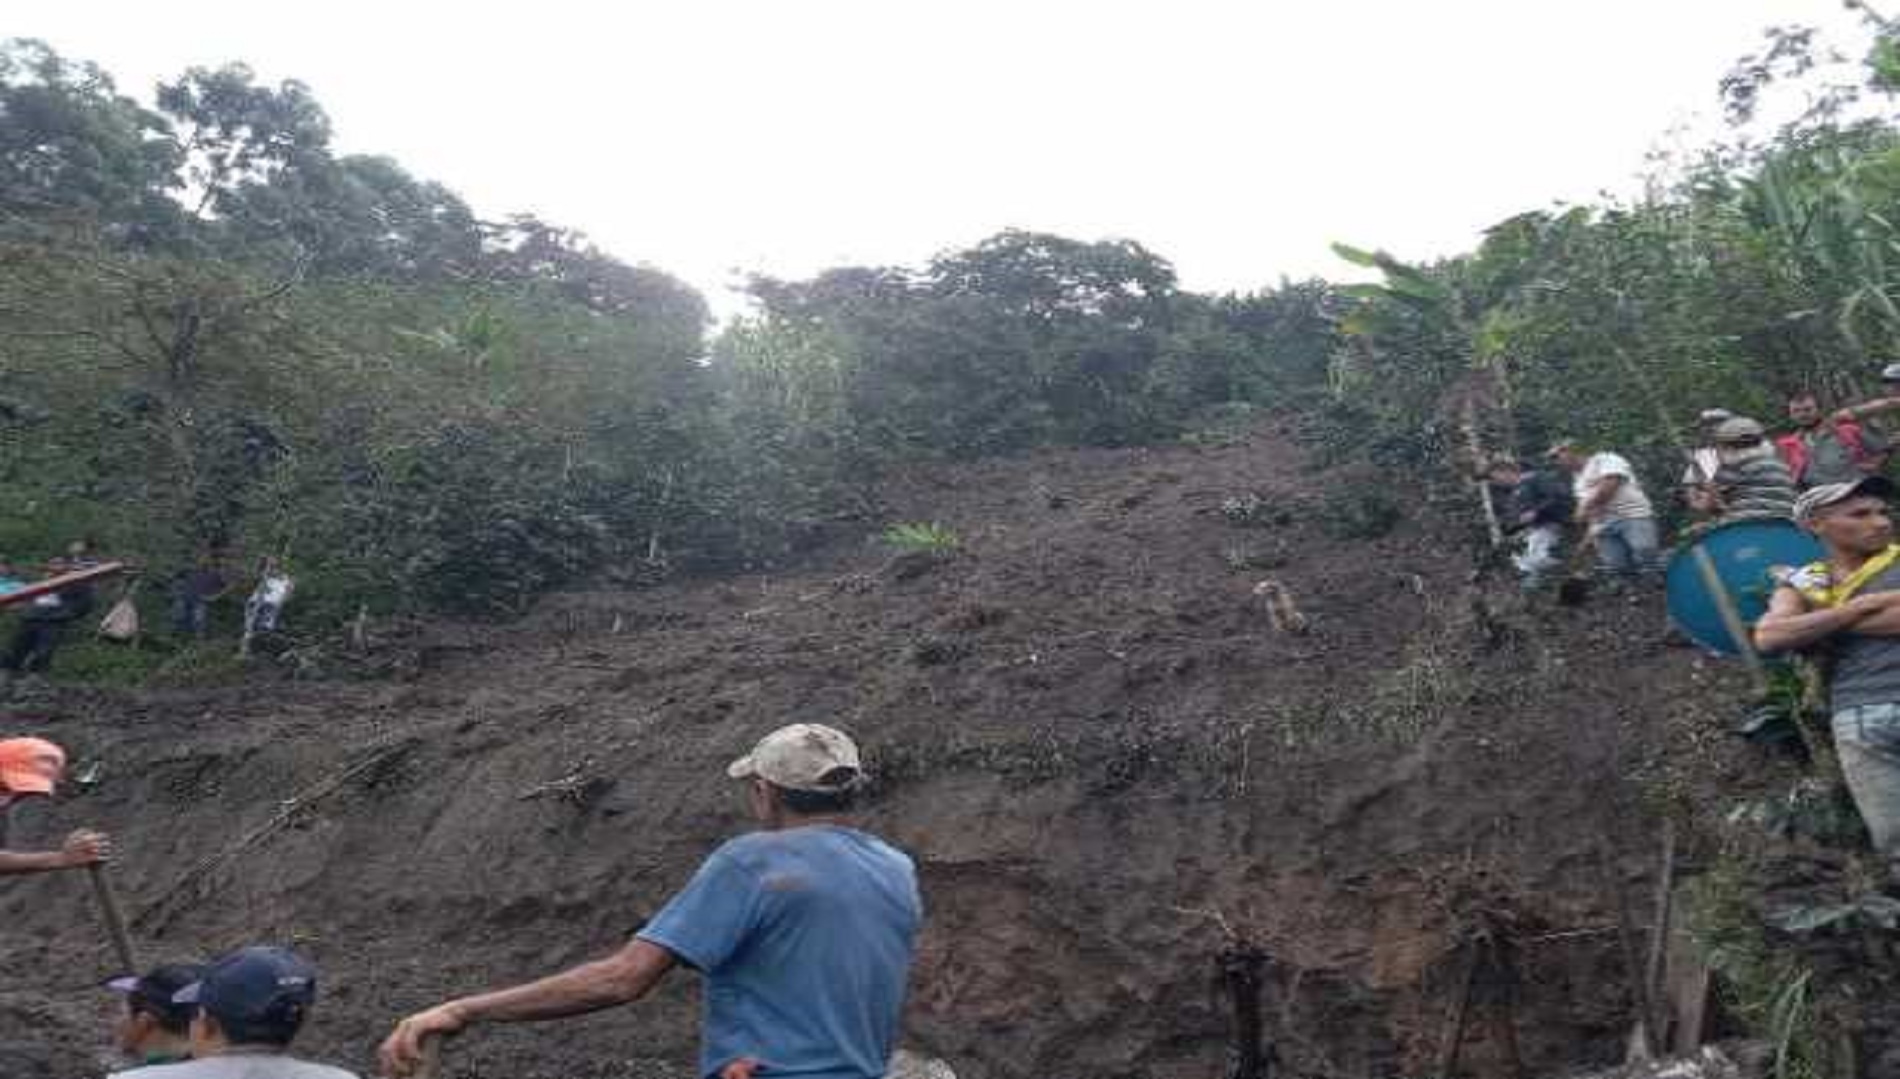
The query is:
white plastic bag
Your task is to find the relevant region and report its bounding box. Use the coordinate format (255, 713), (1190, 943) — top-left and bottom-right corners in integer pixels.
(98, 596), (140, 642)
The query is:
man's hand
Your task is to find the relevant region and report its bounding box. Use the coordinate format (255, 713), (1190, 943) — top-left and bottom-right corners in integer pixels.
(60, 829), (109, 867)
(379, 1002), (468, 1077)
(720, 1059), (762, 1079)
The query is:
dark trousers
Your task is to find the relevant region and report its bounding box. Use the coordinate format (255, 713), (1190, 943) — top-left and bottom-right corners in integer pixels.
(3, 620), (64, 673)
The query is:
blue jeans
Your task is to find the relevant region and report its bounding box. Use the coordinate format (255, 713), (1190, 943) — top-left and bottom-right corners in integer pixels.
(1834, 703), (1900, 865)
(1594, 517), (1662, 581)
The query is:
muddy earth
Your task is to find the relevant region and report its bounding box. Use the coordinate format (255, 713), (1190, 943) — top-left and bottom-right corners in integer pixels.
(0, 430), (1772, 1078)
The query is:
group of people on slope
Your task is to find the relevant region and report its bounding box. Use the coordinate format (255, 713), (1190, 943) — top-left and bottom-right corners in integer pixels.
(0, 544), (297, 683)
(1481, 364), (1900, 889)
(1, 724), (922, 1079)
(1486, 370), (1900, 594)
(1485, 442), (1669, 592)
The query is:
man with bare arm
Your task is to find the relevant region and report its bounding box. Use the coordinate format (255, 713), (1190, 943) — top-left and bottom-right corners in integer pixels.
(0, 737), (109, 877)
(379, 723), (921, 1079)
(1757, 477), (1900, 884)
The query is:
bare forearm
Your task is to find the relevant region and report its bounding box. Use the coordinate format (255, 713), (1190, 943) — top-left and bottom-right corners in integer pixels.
(452, 943), (672, 1026)
(1852, 604), (1900, 635)
(0, 850), (76, 875)
(1843, 398), (1900, 421)
(1758, 604), (1867, 652)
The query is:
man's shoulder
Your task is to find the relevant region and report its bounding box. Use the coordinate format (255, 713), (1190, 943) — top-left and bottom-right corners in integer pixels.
(718, 826), (913, 870)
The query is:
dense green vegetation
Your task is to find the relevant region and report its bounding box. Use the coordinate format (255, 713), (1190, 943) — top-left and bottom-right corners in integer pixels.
(0, 38), (1336, 625)
(8, 14), (1900, 635)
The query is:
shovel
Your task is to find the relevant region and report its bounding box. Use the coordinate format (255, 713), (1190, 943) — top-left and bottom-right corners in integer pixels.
(1689, 546), (1807, 754)
(87, 862), (139, 974)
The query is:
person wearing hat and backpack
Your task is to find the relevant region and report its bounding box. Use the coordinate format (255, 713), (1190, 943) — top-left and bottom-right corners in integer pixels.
(1758, 476), (1900, 887)
(113, 945), (357, 1078)
(379, 722), (922, 1079)
(0, 736), (110, 876)
(105, 962), (208, 1068)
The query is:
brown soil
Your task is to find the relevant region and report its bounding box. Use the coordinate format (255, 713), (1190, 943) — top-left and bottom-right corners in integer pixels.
(0, 428), (1774, 1079)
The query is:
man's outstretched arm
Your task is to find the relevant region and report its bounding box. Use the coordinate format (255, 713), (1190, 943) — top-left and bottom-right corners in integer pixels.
(0, 829), (109, 877)
(379, 939), (677, 1076)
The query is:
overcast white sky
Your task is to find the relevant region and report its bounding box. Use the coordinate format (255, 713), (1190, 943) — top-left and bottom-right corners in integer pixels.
(19, 2), (1880, 314)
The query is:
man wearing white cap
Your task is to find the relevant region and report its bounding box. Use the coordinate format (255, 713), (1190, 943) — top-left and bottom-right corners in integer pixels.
(380, 723), (922, 1079)
(1758, 477), (1900, 882)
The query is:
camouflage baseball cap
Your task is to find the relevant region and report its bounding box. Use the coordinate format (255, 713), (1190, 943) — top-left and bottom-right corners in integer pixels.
(727, 724), (863, 791)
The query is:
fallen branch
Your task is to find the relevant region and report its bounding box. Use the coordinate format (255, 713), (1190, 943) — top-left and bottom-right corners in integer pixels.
(134, 738), (417, 930)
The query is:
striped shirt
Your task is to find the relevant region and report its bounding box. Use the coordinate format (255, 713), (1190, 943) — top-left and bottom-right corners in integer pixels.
(1713, 445), (1796, 520)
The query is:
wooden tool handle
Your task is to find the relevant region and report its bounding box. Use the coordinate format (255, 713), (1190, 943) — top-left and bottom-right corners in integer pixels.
(416, 1036), (444, 1079)
(88, 863), (139, 974)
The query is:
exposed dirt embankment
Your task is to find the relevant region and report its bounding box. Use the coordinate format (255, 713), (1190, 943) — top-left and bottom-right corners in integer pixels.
(0, 431), (1761, 1078)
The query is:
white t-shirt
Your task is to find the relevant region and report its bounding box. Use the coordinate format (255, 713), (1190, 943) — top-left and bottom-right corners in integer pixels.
(254, 574), (294, 605)
(1680, 446), (1721, 486)
(1575, 452), (1653, 525)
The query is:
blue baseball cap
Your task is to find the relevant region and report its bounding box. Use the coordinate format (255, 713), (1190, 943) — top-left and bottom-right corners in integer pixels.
(173, 946), (317, 1026)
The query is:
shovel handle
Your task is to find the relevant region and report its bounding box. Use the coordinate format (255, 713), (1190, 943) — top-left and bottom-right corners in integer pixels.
(415, 1036), (443, 1079)
(87, 862), (139, 974)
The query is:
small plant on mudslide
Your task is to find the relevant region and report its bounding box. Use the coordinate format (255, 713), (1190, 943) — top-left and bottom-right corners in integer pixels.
(881, 522), (961, 554)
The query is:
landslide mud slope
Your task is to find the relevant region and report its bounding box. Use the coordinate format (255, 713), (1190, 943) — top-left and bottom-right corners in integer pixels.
(0, 431), (1759, 1079)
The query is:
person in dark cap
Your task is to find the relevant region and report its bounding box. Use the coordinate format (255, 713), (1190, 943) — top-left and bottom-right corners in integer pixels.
(110, 945), (357, 1078)
(106, 963), (206, 1068)
(380, 723), (921, 1079)
(1758, 476), (1900, 888)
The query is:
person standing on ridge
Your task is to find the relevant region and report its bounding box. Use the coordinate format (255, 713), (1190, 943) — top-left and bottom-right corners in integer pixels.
(3, 556), (98, 679)
(1485, 457), (1573, 590)
(1758, 477), (1900, 886)
(1779, 390), (1888, 489)
(0, 736), (110, 876)
(379, 722), (922, 1079)
(169, 554), (229, 639)
(241, 556), (295, 657)
(1550, 440), (1663, 587)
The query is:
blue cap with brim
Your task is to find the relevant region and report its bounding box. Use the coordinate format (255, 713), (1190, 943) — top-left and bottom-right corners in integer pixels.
(172, 946), (317, 1025)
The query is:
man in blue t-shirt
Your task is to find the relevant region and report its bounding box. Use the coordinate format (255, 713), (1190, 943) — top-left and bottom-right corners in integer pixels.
(379, 723), (922, 1079)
